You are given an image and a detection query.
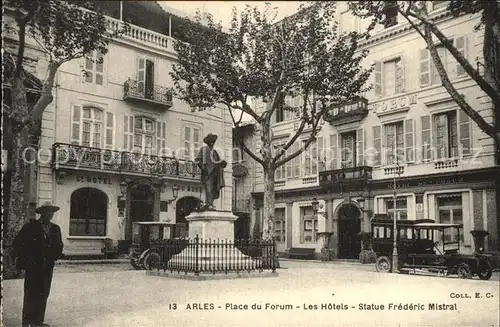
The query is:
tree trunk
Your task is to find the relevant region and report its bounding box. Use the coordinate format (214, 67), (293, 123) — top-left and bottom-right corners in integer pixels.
(262, 168), (276, 241)
(483, 17), (500, 163)
(3, 76), (33, 279)
(259, 113), (276, 242)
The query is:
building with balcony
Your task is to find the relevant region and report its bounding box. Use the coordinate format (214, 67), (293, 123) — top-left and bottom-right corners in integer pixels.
(3, 1), (233, 257)
(236, 1), (499, 259)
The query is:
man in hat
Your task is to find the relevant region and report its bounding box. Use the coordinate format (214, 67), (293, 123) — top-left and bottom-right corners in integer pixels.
(13, 201), (64, 327)
(195, 133), (227, 210)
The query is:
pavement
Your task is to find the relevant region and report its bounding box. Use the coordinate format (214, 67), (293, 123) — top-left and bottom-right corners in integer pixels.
(3, 260), (499, 327)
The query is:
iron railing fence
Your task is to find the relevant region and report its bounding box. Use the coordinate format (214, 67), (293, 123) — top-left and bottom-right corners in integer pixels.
(153, 236), (278, 275)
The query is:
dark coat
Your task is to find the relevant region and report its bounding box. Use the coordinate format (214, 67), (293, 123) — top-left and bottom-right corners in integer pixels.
(13, 219), (64, 270)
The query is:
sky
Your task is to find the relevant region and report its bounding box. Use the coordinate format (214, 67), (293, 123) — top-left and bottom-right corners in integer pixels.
(159, 1), (303, 27)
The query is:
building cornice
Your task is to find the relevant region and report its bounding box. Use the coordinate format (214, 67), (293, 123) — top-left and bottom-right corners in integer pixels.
(358, 9), (465, 49)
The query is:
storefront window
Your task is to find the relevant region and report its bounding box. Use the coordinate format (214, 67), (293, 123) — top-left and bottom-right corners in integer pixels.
(301, 206), (318, 243)
(274, 208), (286, 243)
(70, 187), (108, 236)
(437, 194), (463, 242)
(385, 197), (408, 220)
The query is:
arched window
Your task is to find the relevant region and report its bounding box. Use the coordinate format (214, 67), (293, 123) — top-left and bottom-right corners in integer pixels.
(70, 188), (108, 236)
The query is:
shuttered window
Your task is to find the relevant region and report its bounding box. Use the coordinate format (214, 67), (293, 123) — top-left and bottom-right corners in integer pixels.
(421, 116), (432, 161)
(329, 134), (338, 170)
(84, 50), (104, 85)
(374, 57), (404, 97)
(183, 125), (201, 160)
(372, 126), (382, 166)
(420, 36), (468, 87)
(404, 119), (414, 162)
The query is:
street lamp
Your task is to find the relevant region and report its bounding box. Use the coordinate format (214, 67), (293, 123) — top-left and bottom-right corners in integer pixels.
(166, 184), (179, 204)
(391, 145), (402, 273)
(357, 198), (365, 211)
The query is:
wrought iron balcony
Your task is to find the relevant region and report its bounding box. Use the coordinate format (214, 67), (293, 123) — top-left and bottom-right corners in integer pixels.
(323, 97), (368, 126)
(52, 143), (200, 180)
(123, 79), (173, 109)
(319, 166), (372, 187)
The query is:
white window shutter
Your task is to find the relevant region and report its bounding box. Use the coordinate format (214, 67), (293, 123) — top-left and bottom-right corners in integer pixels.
(395, 57), (405, 94)
(421, 115), (432, 161)
(123, 115), (134, 151)
(330, 134), (338, 170)
(404, 119), (414, 163)
(419, 49), (430, 87)
(356, 128), (365, 166)
(156, 120), (167, 156)
(71, 105), (82, 145)
(372, 126), (381, 166)
(455, 36), (467, 77)
(458, 109), (471, 156)
(137, 57), (145, 94)
(374, 61), (382, 97)
(105, 112), (115, 149)
(293, 142), (301, 178)
(317, 136), (325, 172)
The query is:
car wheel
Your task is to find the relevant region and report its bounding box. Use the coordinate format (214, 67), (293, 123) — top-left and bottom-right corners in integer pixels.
(477, 260), (493, 280)
(130, 258), (143, 270)
(375, 256), (392, 273)
(456, 263), (472, 279)
(143, 251), (161, 270)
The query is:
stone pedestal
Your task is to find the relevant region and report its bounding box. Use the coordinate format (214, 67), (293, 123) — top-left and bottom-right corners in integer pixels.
(186, 210), (237, 240)
(168, 210), (253, 271)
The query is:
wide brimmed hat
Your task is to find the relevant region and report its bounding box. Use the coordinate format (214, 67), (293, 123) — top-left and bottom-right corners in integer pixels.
(203, 133), (218, 145)
(35, 201), (60, 214)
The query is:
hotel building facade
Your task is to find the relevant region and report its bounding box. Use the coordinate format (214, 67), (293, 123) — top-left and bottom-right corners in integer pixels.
(4, 1), (233, 256)
(233, 1), (499, 259)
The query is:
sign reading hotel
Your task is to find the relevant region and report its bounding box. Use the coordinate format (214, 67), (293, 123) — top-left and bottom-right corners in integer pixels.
(371, 94), (417, 114)
(76, 175), (113, 185)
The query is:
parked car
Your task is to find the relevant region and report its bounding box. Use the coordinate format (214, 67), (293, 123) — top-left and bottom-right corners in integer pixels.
(129, 222), (175, 270)
(371, 216), (493, 280)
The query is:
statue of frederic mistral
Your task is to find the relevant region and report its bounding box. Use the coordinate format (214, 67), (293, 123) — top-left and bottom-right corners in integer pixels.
(195, 133), (227, 210)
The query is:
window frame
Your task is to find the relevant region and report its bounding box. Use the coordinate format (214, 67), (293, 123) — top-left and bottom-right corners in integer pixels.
(84, 50), (104, 85)
(436, 194), (464, 243)
(383, 121), (405, 165)
(133, 116), (156, 154)
(301, 206), (318, 243)
(81, 106), (104, 148)
(385, 197), (408, 221)
(182, 124), (202, 160)
(273, 207), (286, 243)
(69, 187), (108, 236)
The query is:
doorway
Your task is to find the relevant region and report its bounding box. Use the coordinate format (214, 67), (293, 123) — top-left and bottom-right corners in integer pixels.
(128, 185), (155, 239)
(175, 196), (201, 238)
(337, 203), (361, 259)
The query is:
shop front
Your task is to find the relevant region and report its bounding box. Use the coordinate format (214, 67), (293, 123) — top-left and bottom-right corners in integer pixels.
(370, 167), (499, 254)
(53, 171), (122, 257)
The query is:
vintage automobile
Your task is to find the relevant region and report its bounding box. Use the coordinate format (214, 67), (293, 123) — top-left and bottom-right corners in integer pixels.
(371, 215), (493, 280)
(129, 222), (174, 270)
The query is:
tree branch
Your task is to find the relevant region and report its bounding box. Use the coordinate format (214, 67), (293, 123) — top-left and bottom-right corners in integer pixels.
(423, 25), (498, 142)
(231, 100), (262, 122)
(272, 90), (311, 163)
(274, 112), (322, 168)
(22, 61), (60, 125)
(14, 21), (27, 77)
(241, 139), (264, 165)
(408, 10), (500, 108)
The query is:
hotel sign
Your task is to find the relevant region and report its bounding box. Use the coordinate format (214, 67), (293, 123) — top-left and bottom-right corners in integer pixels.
(76, 175), (113, 185)
(371, 94), (417, 114)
